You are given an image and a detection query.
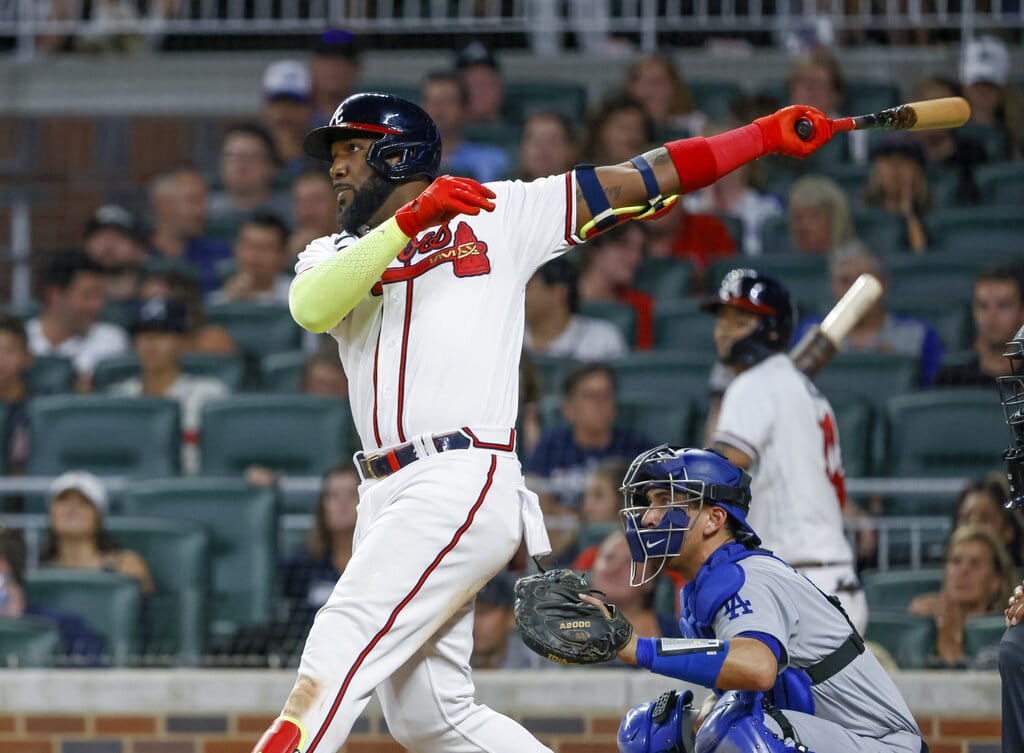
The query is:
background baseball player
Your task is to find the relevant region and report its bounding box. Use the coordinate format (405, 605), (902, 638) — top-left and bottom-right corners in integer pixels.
(586, 445), (925, 753)
(250, 92), (837, 753)
(702, 269), (867, 632)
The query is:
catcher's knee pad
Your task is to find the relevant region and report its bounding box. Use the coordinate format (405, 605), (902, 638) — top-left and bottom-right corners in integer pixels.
(618, 688), (697, 753)
(252, 716), (305, 753)
(694, 692), (809, 753)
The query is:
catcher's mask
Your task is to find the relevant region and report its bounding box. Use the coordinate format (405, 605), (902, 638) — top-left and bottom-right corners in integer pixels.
(620, 445), (756, 586)
(999, 323), (1024, 509)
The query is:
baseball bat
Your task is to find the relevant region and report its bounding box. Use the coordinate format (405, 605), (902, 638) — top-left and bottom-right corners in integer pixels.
(789, 274), (883, 378)
(794, 96), (971, 141)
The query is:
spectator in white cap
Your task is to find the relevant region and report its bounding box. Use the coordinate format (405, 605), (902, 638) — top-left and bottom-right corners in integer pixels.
(262, 59), (318, 181)
(960, 35), (1022, 158)
(41, 471), (153, 594)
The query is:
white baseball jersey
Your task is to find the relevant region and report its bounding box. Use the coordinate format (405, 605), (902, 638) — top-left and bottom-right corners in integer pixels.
(294, 173), (580, 451)
(712, 353), (852, 566)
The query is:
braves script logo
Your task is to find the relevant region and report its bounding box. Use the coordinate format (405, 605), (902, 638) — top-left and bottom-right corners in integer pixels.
(819, 412), (846, 506)
(371, 221), (490, 295)
(723, 595), (754, 620)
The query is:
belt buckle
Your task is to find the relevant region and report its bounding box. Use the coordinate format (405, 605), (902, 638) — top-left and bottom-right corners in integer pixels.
(361, 452), (386, 480)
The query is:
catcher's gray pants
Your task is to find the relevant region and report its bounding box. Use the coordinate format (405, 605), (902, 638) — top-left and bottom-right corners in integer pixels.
(769, 710), (925, 753)
(1001, 623), (1024, 753)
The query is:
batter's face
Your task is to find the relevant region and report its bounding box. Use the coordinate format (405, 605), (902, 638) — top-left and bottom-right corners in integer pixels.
(329, 137), (396, 233)
(713, 305), (761, 361)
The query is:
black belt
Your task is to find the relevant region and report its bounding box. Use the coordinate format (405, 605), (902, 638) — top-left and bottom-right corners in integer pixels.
(356, 429), (513, 480)
(806, 631), (865, 684)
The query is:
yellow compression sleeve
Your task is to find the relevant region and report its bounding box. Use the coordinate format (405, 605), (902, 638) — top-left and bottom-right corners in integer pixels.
(289, 216), (411, 333)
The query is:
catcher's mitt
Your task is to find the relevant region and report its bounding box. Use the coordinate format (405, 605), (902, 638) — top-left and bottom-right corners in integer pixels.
(513, 568), (633, 664)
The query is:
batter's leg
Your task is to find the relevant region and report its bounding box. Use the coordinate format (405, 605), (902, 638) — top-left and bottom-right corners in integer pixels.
(1000, 623), (1024, 753)
(377, 600), (553, 753)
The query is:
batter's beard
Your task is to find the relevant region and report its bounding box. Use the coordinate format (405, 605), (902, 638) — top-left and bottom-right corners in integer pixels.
(339, 172), (398, 236)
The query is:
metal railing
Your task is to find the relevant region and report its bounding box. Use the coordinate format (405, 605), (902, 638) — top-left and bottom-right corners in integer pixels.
(0, 0), (1019, 58)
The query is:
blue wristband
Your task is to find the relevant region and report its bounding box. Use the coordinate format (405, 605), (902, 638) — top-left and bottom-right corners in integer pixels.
(636, 637), (730, 688)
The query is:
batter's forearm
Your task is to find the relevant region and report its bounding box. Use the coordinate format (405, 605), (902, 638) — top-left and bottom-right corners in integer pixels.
(289, 218), (410, 333)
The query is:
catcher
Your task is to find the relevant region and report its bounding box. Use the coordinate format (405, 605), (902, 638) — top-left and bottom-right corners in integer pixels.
(515, 446), (927, 753)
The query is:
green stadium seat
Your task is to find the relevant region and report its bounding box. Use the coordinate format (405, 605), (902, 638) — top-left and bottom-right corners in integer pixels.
(758, 214), (791, 255)
(503, 82), (588, 123)
(957, 123), (1008, 161)
(2, 299), (41, 320)
(616, 392), (693, 446)
(99, 300), (136, 329)
(92, 354), (143, 391)
(851, 208), (907, 255)
(653, 299), (715, 352)
(864, 613), (936, 669)
(0, 404), (6, 475)
(814, 352), (920, 411)
(688, 80), (746, 122)
(527, 353), (580, 398)
(977, 161), (1024, 206)
(845, 81), (901, 117)
(93, 353), (245, 393)
(861, 568), (944, 612)
(27, 396), (180, 477)
(635, 257), (694, 302)
(820, 162), (869, 202)
(886, 257), (977, 303)
(463, 123), (521, 154)
(0, 616), (62, 668)
(205, 303), (303, 359)
(577, 301), (637, 348)
(611, 350), (716, 402)
(260, 350), (307, 393)
(885, 389), (1005, 479)
(199, 394), (353, 476)
(120, 478), (277, 645)
(925, 206), (1024, 254)
(706, 255), (830, 315)
(964, 615), (1007, 659)
(24, 569), (142, 665)
(105, 517), (210, 662)
(888, 298), (972, 352)
(26, 355), (75, 395)
(829, 392), (873, 478)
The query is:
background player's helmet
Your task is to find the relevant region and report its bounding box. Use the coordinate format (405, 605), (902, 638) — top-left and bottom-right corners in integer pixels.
(618, 689), (697, 753)
(619, 445), (756, 585)
(998, 323), (1024, 509)
(701, 269), (794, 368)
(303, 92), (442, 182)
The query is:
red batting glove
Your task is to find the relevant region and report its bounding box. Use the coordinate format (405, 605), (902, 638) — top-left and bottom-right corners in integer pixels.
(394, 176), (497, 237)
(754, 105), (835, 159)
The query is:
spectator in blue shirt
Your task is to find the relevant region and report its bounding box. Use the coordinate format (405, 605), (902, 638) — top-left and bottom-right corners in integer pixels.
(792, 239), (943, 384)
(420, 71), (510, 183)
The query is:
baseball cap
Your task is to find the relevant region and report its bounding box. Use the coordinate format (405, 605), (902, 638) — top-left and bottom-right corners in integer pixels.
(48, 471), (109, 515)
(960, 35), (1010, 87)
(85, 204), (145, 243)
(476, 571), (514, 608)
(129, 297), (188, 335)
(455, 41), (500, 71)
(263, 60), (312, 103)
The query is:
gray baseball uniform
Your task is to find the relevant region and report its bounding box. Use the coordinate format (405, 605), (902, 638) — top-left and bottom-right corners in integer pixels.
(713, 555), (924, 753)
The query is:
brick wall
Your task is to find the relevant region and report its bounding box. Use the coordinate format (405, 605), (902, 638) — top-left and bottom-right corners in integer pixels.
(0, 711), (1003, 753)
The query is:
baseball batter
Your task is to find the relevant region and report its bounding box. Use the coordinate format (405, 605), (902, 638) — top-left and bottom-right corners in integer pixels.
(602, 446), (925, 753)
(702, 270), (868, 632)
(250, 92), (837, 753)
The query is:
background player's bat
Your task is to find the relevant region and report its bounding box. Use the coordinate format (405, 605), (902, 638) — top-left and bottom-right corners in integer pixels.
(794, 96), (971, 141)
(789, 274), (883, 377)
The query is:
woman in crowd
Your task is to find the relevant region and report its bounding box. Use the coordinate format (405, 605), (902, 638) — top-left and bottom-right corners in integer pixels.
(517, 110), (578, 182)
(862, 134), (931, 252)
(951, 474), (1024, 568)
(625, 53), (706, 138)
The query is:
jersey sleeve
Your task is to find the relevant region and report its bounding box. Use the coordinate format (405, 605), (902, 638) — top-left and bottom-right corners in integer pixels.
(712, 371), (774, 462)
(712, 566), (796, 667)
(294, 234), (351, 277)
(490, 172), (581, 277)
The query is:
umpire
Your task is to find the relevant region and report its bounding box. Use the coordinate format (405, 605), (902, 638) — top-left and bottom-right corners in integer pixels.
(585, 446), (926, 753)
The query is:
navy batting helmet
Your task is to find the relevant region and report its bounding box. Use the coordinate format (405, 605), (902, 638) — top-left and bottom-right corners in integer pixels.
(302, 92), (441, 182)
(701, 268), (794, 368)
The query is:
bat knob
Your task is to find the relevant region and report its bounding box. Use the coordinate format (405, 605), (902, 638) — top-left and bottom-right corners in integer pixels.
(794, 118), (814, 141)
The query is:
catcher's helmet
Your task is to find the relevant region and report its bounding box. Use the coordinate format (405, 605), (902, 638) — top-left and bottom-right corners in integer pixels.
(302, 92), (441, 182)
(701, 269), (794, 368)
(618, 689), (697, 753)
(999, 323), (1024, 509)
(619, 445), (756, 585)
